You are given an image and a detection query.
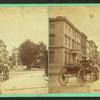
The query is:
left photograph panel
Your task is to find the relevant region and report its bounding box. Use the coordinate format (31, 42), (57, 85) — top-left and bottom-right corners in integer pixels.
(0, 6), (48, 94)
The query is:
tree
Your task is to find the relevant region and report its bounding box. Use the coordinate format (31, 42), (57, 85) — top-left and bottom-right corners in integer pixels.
(38, 42), (46, 67)
(19, 39), (39, 69)
(39, 42), (46, 50)
(39, 42), (48, 76)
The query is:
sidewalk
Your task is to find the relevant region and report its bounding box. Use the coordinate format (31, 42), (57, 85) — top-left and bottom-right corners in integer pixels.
(1, 69), (48, 94)
(89, 80), (100, 93)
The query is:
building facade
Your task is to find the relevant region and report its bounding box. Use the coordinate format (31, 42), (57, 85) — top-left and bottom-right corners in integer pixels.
(0, 40), (9, 62)
(86, 40), (97, 62)
(81, 32), (87, 60)
(86, 40), (93, 60)
(11, 47), (21, 67)
(96, 51), (100, 65)
(49, 16), (82, 74)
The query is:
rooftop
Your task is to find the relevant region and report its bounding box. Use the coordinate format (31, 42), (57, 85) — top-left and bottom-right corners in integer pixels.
(88, 40), (97, 48)
(49, 16), (82, 35)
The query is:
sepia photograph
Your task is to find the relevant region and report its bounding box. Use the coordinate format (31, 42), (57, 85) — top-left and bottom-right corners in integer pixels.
(0, 6), (48, 94)
(49, 6), (100, 93)
(2, 5), (100, 95)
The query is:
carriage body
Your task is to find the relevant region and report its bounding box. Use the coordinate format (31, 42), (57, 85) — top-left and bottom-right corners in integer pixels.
(58, 60), (99, 86)
(63, 64), (81, 76)
(63, 60), (92, 75)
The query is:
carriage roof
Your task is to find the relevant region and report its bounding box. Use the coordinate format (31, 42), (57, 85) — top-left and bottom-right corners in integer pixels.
(64, 60), (92, 68)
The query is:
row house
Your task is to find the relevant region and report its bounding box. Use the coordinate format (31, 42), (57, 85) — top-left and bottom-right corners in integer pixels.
(49, 16), (82, 74)
(81, 33), (87, 60)
(96, 51), (100, 66)
(86, 40), (97, 63)
(86, 40), (93, 60)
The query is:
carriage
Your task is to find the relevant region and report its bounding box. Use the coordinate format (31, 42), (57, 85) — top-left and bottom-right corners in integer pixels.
(0, 63), (9, 81)
(58, 60), (99, 86)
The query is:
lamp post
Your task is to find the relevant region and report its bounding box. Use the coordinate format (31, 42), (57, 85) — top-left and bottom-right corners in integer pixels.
(14, 48), (18, 67)
(15, 53), (18, 67)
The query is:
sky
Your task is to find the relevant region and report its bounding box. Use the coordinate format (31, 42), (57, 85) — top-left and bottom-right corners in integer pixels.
(0, 7), (48, 54)
(49, 6), (100, 51)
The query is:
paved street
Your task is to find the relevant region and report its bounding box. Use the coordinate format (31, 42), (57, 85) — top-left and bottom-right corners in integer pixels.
(0, 67), (100, 94)
(49, 74), (94, 93)
(89, 78), (100, 93)
(0, 67), (48, 94)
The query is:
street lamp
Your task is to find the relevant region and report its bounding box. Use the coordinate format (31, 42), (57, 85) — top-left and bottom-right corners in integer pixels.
(15, 53), (18, 67)
(14, 48), (18, 67)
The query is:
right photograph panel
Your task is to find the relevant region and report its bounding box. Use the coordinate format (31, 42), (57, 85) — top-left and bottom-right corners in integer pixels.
(49, 6), (100, 93)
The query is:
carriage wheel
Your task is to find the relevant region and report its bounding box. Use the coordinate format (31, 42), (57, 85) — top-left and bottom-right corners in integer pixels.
(78, 67), (87, 86)
(93, 68), (99, 81)
(58, 68), (69, 86)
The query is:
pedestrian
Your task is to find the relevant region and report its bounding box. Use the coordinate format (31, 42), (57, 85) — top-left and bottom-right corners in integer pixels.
(0, 59), (3, 73)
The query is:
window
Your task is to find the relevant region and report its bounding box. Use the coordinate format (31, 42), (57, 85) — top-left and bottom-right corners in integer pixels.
(66, 36), (70, 48)
(78, 43), (80, 50)
(65, 52), (67, 64)
(50, 23), (55, 28)
(69, 37), (70, 48)
(49, 51), (55, 64)
(73, 31), (74, 37)
(75, 42), (76, 49)
(69, 27), (70, 32)
(50, 35), (55, 45)
(68, 53), (70, 63)
(70, 39), (72, 49)
(65, 24), (67, 30)
(72, 40), (74, 49)
(65, 35), (67, 46)
(73, 40), (75, 49)
(65, 52), (71, 64)
(77, 42), (78, 49)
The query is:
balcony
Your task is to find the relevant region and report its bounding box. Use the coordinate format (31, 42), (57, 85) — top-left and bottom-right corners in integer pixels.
(71, 49), (81, 55)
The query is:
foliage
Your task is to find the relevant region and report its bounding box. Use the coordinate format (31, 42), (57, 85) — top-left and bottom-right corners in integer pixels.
(19, 39), (39, 69)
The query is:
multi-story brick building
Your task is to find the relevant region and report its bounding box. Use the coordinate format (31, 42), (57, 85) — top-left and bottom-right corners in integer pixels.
(96, 51), (100, 66)
(49, 16), (82, 74)
(86, 40), (93, 60)
(86, 40), (97, 62)
(81, 32), (87, 60)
